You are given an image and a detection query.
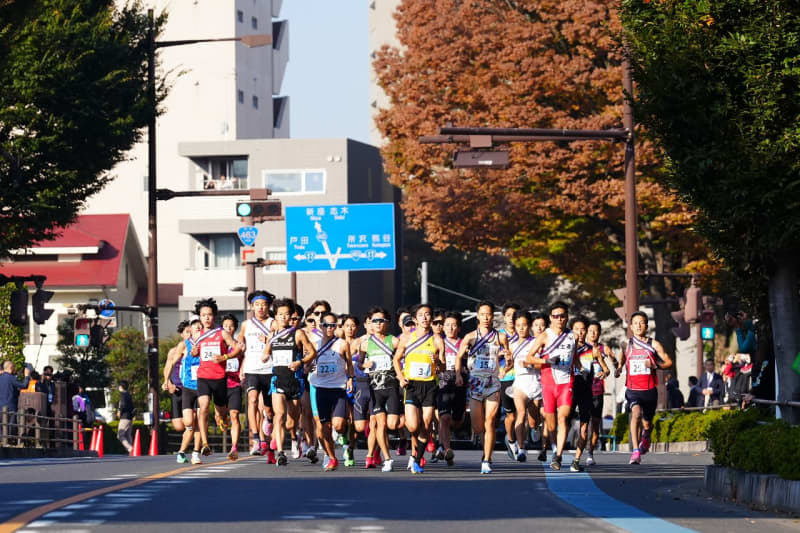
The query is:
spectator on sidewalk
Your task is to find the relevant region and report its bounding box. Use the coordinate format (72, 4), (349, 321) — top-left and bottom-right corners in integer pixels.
(665, 373), (684, 408)
(687, 376), (701, 408)
(0, 360), (31, 438)
(117, 381), (134, 453)
(699, 359), (724, 407)
(35, 366), (55, 415)
(725, 309), (757, 360)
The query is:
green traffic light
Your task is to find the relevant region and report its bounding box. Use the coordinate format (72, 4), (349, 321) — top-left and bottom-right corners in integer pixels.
(237, 202), (252, 217)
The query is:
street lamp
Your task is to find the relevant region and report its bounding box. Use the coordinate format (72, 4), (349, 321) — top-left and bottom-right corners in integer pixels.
(145, 8), (271, 434)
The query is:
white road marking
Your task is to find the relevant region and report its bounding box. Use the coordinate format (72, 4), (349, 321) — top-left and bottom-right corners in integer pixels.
(41, 511), (73, 518)
(7, 499), (54, 505)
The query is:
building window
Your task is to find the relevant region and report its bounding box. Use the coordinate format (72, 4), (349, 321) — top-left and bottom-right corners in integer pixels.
(251, 16), (258, 30)
(194, 157), (248, 190)
(195, 235), (241, 270)
(262, 248), (287, 273)
(263, 169), (327, 194)
(237, 10), (243, 23)
(237, 90), (244, 104)
(252, 95), (259, 109)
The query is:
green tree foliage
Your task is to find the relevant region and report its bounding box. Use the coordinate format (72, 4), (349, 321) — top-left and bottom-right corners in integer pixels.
(620, 0), (800, 419)
(0, 282), (25, 370)
(54, 317), (110, 389)
(0, 0), (166, 256)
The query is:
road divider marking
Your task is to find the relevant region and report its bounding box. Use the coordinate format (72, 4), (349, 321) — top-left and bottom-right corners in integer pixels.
(0, 456), (255, 533)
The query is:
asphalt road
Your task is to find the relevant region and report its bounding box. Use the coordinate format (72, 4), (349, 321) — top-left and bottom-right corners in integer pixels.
(0, 450), (797, 533)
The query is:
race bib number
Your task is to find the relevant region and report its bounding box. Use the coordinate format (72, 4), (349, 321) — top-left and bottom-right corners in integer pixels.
(190, 365), (198, 381)
(226, 357), (239, 372)
(318, 363), (337, 375)
(373, 355), (392, 372)
(445, 354), (456, 371)
(273, 351), (292, 367)
(200, 344), (220, 362)
(409, 361), (431, 378)
(475, 356), (495, 371)
(629, 359), (649, 376)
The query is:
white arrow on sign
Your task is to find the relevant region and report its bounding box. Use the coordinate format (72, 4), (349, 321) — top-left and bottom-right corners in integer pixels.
(293, 250), (387, 264)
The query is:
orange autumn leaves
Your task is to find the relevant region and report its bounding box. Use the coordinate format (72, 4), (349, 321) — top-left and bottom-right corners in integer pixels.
(373, 0), (710, 297)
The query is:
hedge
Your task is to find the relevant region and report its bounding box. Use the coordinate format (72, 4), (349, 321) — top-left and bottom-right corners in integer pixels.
(707, 408), (800, 481)
(610, 409), (734, 444)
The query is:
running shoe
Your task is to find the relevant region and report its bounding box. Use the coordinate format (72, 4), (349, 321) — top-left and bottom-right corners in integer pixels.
(200, 443), (212, 457)
(176, 452), (187, 464)
(445, 448), (455, 466)
(291, 440), (301, 459)
(640, 433), (651, 455)
(227, 447), (239, 461)
(426, 440), (435, 453)
(191, 452), (202, 465)
(372, 448), (382, 465)
(550, 454), (562, 471)
(344, 446), (355, 467)
(324, 457), (339, 471)
(250, 442), (262, 456)
(365, 456), (375, 469)
(537, 449), (547, 462)
(381, 459), (394, 472)
(407, 456), (415, 470)
(480, 461), (492, 474)
(517, 450), (527, 462)
(629, 450), (641, 465)
(586, 454), (596, 466)
(266, 450), (277, 464)
(570, 459), (584, 472)
(410, 461), (424, 474)
(259, 441), (268, 455)
(306, 446), (318, 464)
(270, 438), (277, 451)
(433, 446), (445, 462)
(301, 441), (310, 457)
(277, 451), (288, 466)
(397, 440), (407, 456)
(504, 435), (516, 461)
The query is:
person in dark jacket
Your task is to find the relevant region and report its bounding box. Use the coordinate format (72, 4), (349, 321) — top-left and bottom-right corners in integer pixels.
(0, 360), (31, 438)
(698, 359), (724, 407)
(687, 376), (701, 408)
(665, 373), (684, 408)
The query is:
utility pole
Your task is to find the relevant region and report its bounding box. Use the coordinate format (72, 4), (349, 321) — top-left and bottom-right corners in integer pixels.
(622, 56), (639, 335)
(420, 261), (429, 304)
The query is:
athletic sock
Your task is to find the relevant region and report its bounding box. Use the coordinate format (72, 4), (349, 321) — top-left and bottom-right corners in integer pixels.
(415, 441), (425, 463)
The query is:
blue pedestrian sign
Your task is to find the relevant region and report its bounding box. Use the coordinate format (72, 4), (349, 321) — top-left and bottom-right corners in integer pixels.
(76, 334), (89, 347)
(238, 226), (259, 247)
(98, 299), (115, 318)
(285, 203), (396, 272)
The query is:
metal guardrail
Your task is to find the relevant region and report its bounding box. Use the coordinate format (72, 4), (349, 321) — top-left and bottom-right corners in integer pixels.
(656, 397), (800, 415)
(1, 406), (83, 449)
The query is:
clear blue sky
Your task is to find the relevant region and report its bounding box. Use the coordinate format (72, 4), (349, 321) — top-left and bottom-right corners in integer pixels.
(280, 1), (371, 145)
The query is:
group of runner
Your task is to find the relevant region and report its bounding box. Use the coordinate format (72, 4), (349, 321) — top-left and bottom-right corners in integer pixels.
(162, 292), (673, 474)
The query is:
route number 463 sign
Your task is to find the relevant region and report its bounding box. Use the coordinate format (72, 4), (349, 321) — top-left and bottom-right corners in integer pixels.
(285, 203), (396, 272)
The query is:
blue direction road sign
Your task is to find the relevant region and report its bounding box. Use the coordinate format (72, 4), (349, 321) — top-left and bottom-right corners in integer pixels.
(237, 226), (258, 247)
(285, 203), (396, 272)
(98, 299), (115, 318)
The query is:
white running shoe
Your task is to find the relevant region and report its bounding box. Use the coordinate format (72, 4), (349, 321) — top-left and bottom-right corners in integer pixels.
(381, 459), (394, 472)
(586, 454), (596, 466)
(291, 440), (301, 459)
(480, 461), (492, 474)
(511, 441), (519, 456)
(301, 441), (310, 457)
(407, 456), (415, 470)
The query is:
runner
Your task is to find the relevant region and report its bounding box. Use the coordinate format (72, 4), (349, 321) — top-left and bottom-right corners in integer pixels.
(176, 318), (202, 464)
(499, 302), (521, 461)
(570, 316), (610, 472)
(585, 320), (618, 465)
(191, 298), (241, 457)
(293, 302), (317, 462)
(432, 311), (464, 466)
(394, 303), (446, 474)
(456, 301), (511, 474)
(427, 308), (447, 458)
(162, 320), (191, 433)
(342, 314), (369, 467)
(615, 311), (673, 464)
(525, 301), (577, 471)
(310, 312), (354, 471)
(394, 306), (414, 456)
(297, 302), (327, 459)
(529, 313), (550, 462)
(360, 307), (400, 472)
(237, 291), (276, 460)
(221, 314), (245, 461)
(262, 298), (317, 466)
(508, 310), (540, 462)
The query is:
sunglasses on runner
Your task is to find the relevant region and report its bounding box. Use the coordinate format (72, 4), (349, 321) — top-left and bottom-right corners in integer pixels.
(431, 320), (443, 326)
(321, 322), (337, 328)
(312, 311), (323, 316)
(550, 313), (567, 319)
(289, 316), (300, 321)
(371, 318), (389, 323)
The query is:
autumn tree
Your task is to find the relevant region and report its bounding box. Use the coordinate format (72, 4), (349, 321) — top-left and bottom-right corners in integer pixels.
(620, 0), (800, 420)
(374, 0), (710, 318)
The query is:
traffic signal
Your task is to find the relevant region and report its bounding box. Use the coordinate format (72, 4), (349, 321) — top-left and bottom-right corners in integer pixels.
(74, 317), (91, 347)
(9, 289), (28, 326)
(700, 309), (715, 340)
(32, 289), (54, 325)
(670, 310), (691, 341)
(89, 325), (106, 348)
(235, 200), (281, 218)
(684, 286), (701, 323)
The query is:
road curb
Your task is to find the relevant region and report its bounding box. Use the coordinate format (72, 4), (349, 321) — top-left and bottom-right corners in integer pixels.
(705, 464), (800, 514)
(616, 440), (709, 453)
(0, 448), (98, 459)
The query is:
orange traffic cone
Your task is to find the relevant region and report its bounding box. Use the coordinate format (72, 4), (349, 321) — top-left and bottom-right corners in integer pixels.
(78, 424), (85, 451)
(96, 427), (104, 458)
(89, 426), (98, 452)
(130, 428), (141, 457)
(148, 427), (159, 456)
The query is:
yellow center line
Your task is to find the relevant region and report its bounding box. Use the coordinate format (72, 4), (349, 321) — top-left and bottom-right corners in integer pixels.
(0, 455), (256, 533)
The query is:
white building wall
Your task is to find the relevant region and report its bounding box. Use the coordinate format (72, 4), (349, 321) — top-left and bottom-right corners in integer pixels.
(368, 0), (402, 146)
